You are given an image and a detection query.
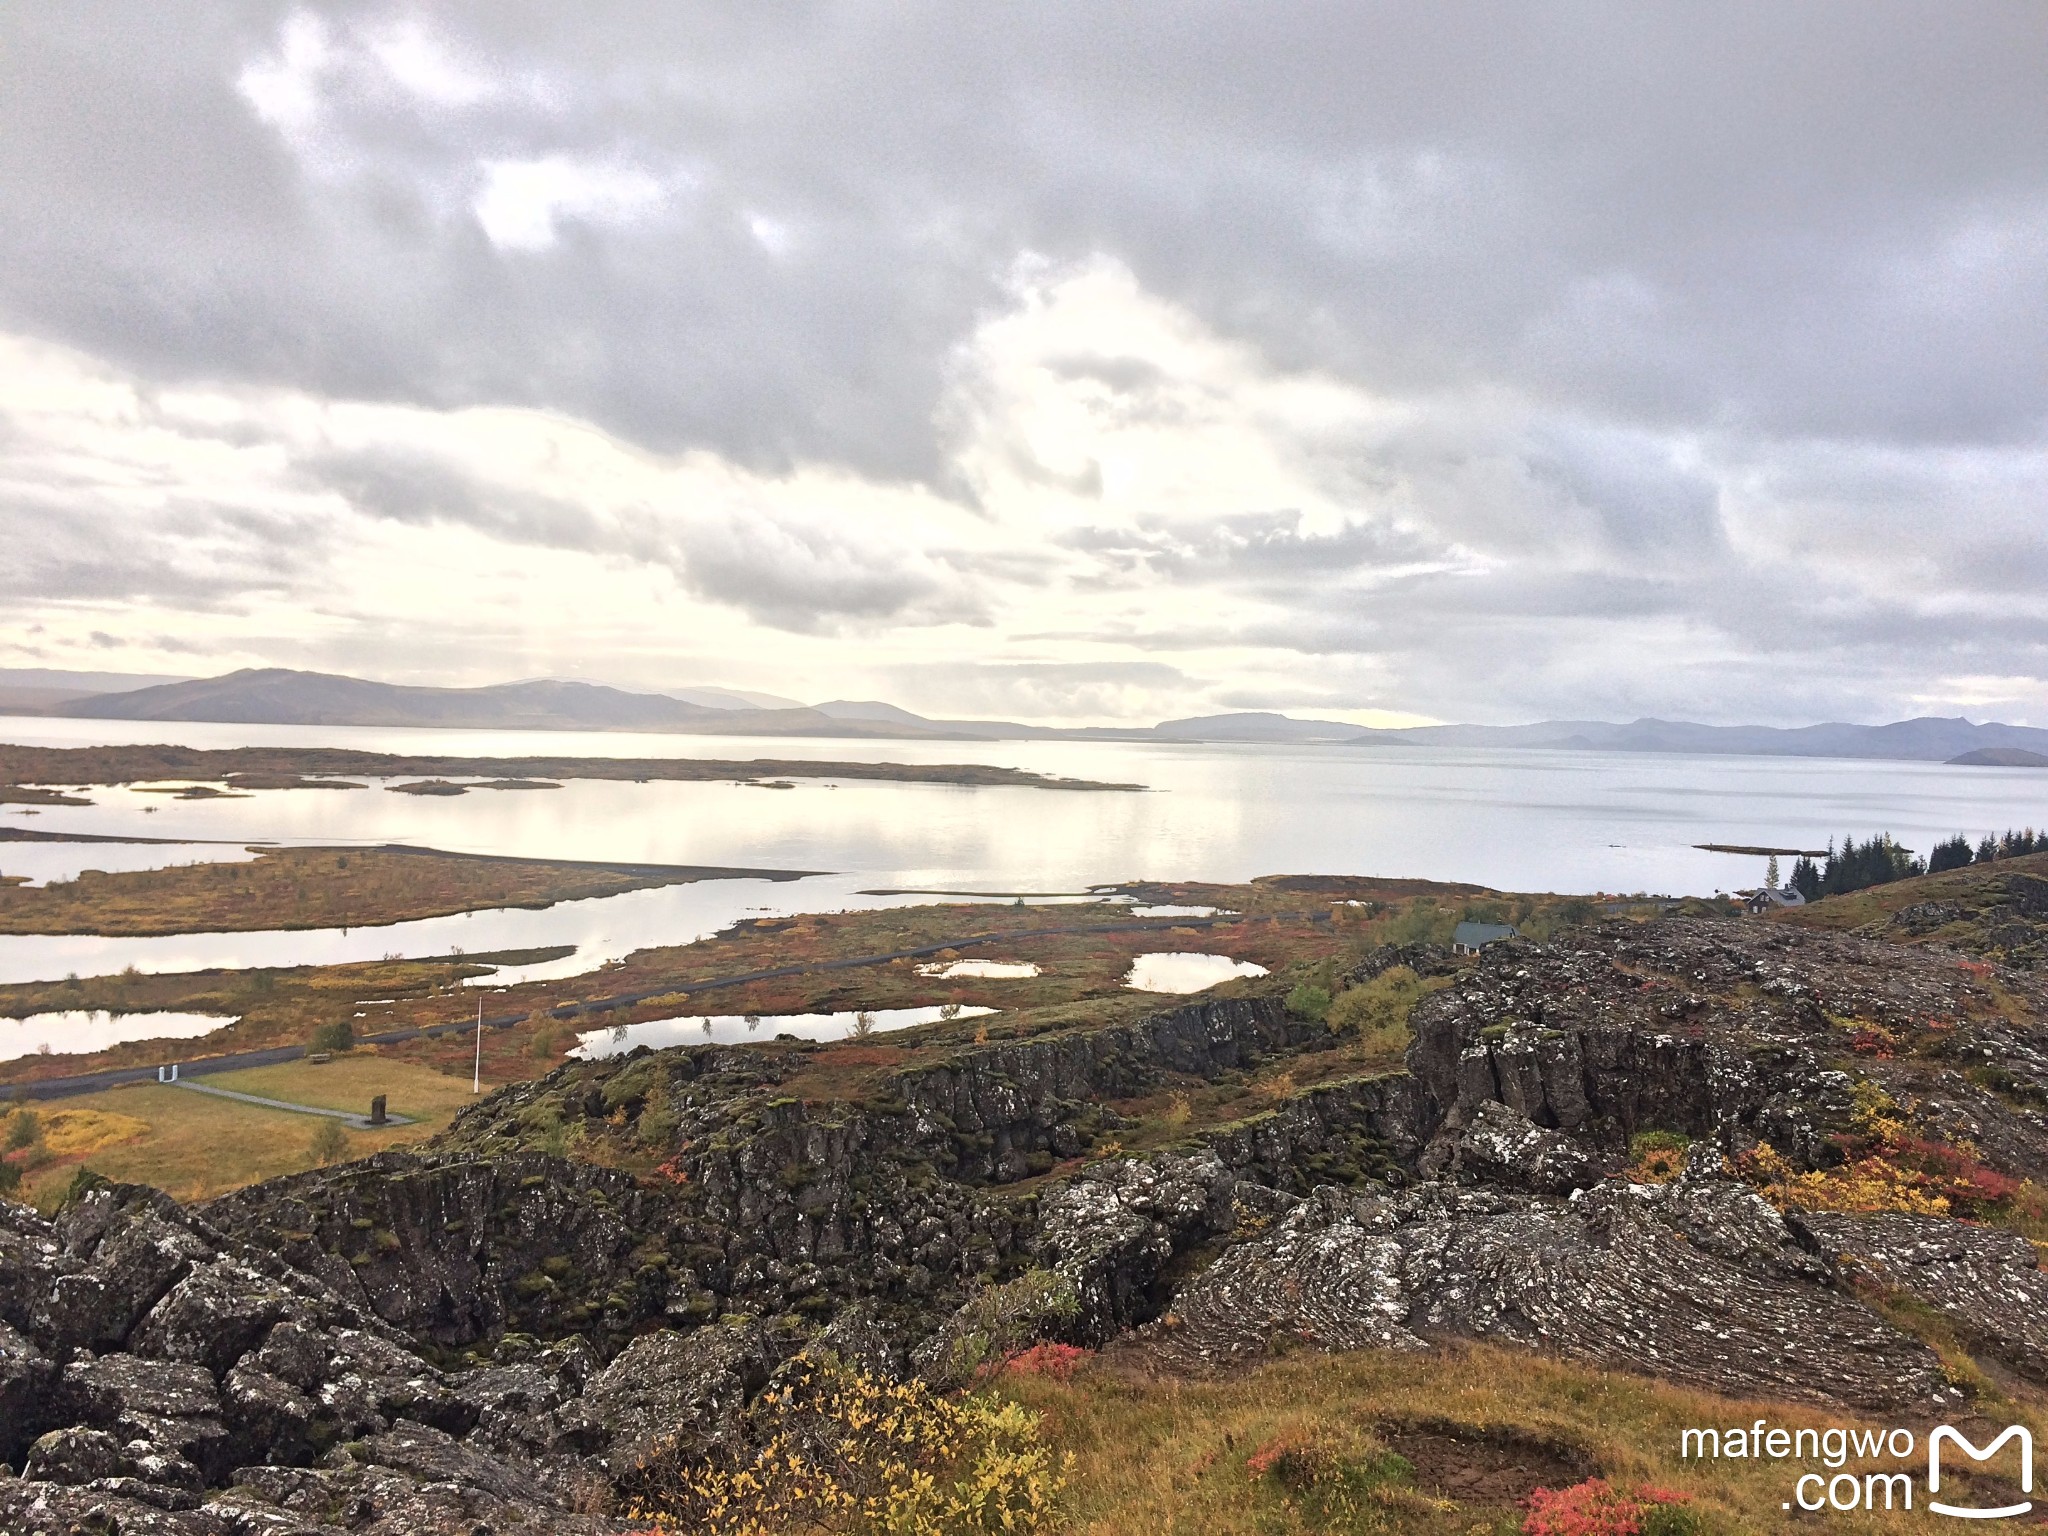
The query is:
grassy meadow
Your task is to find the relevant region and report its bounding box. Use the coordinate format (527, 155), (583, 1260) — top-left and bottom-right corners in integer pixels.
(4, 1050), (488, 1207)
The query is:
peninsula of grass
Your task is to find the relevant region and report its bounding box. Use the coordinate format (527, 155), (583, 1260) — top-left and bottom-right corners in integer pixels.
(0, 842), (809, 937)
(0, 742), (1143, 794)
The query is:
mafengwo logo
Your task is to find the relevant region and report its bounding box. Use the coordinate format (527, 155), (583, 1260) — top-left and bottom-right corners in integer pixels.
(1929, 1427), (2032, 1521)
(1681, 1420), (2034, 1517)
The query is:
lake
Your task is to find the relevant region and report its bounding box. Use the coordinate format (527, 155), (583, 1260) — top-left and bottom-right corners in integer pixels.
(3, 713), (2045, 987)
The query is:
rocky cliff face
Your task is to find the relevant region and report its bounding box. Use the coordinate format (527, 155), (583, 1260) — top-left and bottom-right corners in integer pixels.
(9, 916), (2048, 1531)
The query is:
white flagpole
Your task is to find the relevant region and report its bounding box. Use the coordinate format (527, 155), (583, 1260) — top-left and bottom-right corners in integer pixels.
(473, 996), (483, 1093)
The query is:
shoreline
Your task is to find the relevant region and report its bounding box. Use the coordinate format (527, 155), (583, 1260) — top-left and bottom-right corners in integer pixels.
(0, 742), (1145, 794)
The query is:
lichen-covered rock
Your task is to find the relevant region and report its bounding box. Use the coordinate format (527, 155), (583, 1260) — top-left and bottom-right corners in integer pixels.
(59, 1353), (229, 1477)
(38, 1185), (214, 1352)
(1797, 1210), (2048, 1382)
(0, 1320), (56, 1461)
(579, 1317), (771, 1474)
(129, 1257), (302, 1376)
(1036, 1152), (1242, 1341)
(1160, 1172), (1959, 1412)
(1441, 1100), (1596, 1194)
(24, 1425), (127, 1485)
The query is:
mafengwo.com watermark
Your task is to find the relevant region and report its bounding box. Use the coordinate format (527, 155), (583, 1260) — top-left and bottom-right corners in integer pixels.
(1682, 1420), (2035, 1517)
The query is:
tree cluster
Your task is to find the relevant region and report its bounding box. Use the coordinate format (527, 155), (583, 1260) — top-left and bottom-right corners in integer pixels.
(1931, 828), (2043, 874)
(1789, 826), (2045, 900)
(1787, 834), (1923, 901)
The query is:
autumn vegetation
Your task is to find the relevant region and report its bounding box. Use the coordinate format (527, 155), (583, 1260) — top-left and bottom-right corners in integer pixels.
(0, 843), (743, 936)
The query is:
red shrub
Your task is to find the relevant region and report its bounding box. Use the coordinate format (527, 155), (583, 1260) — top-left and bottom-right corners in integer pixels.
(1003, 1342), (1091, 1381)
(1523, 1477), (1691, 1536)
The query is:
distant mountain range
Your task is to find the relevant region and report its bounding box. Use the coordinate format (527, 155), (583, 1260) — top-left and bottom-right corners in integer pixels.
(5, 667), (2048, 764)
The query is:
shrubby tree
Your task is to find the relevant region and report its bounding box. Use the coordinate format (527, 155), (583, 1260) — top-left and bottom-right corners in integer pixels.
(309, 1118), (348, 1166)
(1929, 835), (1974, 874)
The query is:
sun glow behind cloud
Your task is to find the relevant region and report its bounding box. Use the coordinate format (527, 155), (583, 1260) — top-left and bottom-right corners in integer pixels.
(4, 245), (2048, 725)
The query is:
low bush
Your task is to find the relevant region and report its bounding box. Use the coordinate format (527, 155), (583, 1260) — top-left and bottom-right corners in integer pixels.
(1627, 1130), (1691, 1184)
(924, 1269), (1081, 1388)
(1325, 966), (1437, 1055)
(1523, 1477), (1698, 1536)
(1738, 1081), (2045, 1223)
(1001, 1343), (1091, 1382)
(1243, 1424), (1414, 1526)
(309, 1118), (350, 1167)
(308, 1019), (355, 1053)
(1284, 982), (1332, 1022)
(632, 1361), (1067, 1535)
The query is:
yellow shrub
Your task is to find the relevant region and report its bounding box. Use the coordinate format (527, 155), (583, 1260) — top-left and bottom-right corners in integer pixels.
(1741, 1141), (1951, 1217)
(1325, 967), (1444, 1056)
(40, 1109), (149, 1158)
(632, 1361), (1068, 1535)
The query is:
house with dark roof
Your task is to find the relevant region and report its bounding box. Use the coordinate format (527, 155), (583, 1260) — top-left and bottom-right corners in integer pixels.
(1452, 920), (1517, 954)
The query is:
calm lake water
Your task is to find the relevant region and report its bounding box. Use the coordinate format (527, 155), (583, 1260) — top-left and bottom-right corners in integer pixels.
(4, 713), (2046, 988)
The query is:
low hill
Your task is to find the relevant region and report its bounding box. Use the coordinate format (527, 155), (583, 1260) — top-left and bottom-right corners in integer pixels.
(32, 666), (2048, 762)
(1363, 714), (2048, 761)
(0, 667), (195, 713)
(1775, 848), (2048, 969)
(1151, 710), (1371, 742)
(1951, 747), (2048, 767)
(46, 668), (986, 738)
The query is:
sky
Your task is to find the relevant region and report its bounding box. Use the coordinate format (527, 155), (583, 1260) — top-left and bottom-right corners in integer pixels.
(2, 4), (2045, 728)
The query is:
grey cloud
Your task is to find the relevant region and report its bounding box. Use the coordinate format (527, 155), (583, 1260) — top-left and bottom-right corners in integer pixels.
(291, 443), (985, 632)
(1063, 510), (1440, 586)
(296, 444), (609, 549)
(679, 517), (985, 633)
(5, 3), (2048, 721)
(6, 3), (2045, 479)
(0, 491), (325, 607)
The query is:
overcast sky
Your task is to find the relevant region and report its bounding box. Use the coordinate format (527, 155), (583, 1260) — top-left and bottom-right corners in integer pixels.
(3, 4), (2045, 726)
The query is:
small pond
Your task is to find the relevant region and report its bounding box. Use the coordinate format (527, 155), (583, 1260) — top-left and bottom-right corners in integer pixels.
(912, 960), (1042, 978)
(1122, 952), (1269, 994)
(0, 1010), (236, 1062)
(571, 1002), (997, 1058)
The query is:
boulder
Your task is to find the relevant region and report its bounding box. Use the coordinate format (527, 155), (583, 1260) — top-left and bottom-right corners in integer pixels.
(129, 1257), (301, 1377)
(1036, 1151), (1242, 1340)
(1444, 1100), (1596, 1195)
(23, 1426), (125, 1485)
(58, 1353), (228, 1477)
(0, 1321), (56, 1462)
(580, 1318), (770, 1473)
